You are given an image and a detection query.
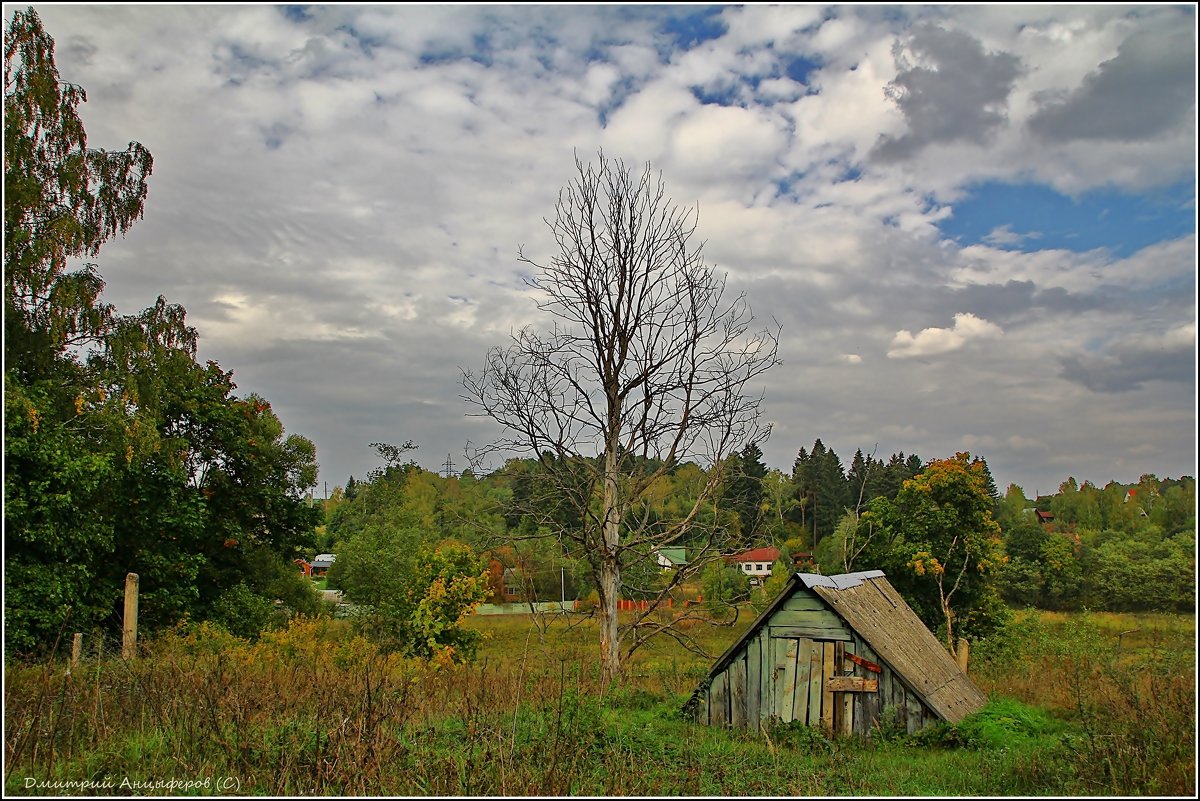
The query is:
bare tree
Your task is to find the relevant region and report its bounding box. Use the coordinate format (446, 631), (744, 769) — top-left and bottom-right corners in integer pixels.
(462, 152), (780, 681)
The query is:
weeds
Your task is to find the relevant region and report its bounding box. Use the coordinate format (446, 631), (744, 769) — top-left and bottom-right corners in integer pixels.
(4, 610), (1194, 796)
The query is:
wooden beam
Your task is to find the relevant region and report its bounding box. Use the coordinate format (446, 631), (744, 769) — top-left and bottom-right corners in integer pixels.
(846, 652), (882, 673)
(827, 677), (879, 693)
(769, 627), (852, 641)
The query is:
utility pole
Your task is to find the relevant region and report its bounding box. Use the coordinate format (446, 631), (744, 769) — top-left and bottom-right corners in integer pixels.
(443, 453), (457, 478)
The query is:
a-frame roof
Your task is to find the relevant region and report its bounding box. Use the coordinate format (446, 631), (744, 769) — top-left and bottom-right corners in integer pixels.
(803, 571), (986, 723)
(702, 570), (986, 724)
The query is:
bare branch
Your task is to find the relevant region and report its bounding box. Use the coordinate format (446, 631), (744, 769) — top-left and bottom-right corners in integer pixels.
(461, 151), (780, 680)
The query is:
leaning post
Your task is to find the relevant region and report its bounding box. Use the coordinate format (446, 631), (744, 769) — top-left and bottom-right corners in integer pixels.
(122, 573), (139, 659)
(955, 637), (970, 674)
(71, 632), (83, 669)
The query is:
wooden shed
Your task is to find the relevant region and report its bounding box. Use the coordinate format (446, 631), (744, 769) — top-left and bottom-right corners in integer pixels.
(691, 570), (987, 737)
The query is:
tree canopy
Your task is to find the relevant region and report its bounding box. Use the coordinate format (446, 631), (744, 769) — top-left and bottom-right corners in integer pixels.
(4, 8), (320, 654)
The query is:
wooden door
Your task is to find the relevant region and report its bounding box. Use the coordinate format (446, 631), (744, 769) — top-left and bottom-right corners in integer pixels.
(769, 636), (879, 735)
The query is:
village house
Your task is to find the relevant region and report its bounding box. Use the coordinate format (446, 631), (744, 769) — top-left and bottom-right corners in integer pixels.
(729, 546), (780, 587)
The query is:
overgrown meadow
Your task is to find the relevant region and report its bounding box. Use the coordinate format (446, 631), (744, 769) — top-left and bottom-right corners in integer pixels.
(4, 608), (1194, 796)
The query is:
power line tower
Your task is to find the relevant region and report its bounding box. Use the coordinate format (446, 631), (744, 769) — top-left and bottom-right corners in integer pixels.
(442, 453), (457, 478)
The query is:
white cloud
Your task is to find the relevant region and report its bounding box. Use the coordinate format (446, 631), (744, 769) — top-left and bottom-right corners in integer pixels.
(888, 313), (1004, 359)
(982, 224), (1041, 247)
(27, 4), (1194, 497)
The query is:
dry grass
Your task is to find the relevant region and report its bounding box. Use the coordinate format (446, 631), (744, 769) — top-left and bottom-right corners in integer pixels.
(971, 609), (1195, 796)
(4, 608), (1194, 796)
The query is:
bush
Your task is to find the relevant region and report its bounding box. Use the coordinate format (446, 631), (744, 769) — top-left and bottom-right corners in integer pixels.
(950, 699), (1064, 749)
(701, 561), (749, 620)
(210, 582), (279, 639)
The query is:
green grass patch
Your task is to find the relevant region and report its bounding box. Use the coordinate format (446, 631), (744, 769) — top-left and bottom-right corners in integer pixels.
(4, 609), (1192, 795)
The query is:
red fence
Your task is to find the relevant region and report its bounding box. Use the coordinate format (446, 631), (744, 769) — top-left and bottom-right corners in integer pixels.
(614, 597), (702, 611)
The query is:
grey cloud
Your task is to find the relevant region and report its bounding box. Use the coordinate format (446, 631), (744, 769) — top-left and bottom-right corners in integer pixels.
(1028, 27), (1196, 143)
(62, 34), (97, 67)
(871, 25), (1022, 161)
(1059, 336), (1195, 393)
(29, 5), (1195, 497)
(946, 280), (1126, 322)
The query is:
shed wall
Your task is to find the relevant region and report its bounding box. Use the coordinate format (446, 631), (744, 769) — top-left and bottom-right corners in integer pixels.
(702, 587), (939, 736)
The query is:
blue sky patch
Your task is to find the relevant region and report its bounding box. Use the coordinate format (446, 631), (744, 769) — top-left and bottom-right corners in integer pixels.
(661, 7), (727, 50)
(785, 56), (821, 86)
(937, 179), (1196, 257)
(690, 81), (742, 107)
(279, 6), (311, 24)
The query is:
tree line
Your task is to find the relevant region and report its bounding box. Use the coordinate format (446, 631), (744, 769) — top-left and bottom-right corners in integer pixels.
(323, 439), (1194, 660)
(4, 8), (321, 654)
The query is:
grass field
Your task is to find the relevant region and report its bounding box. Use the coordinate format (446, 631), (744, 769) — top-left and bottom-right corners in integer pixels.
(4, 607), (1194, 796)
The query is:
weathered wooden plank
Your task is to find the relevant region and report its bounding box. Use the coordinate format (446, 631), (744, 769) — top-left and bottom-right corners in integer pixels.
(730, 655), (747, 729)
(878, 652), (888, 714)
(712, 669), (731, 728)
(769, 626), (852, 641)
(769, 609), (848, 630)
(759, 630), (772, 726)
(832, 641), (844, 735)
(827, 676), (878, 692)
(777, 637), (799, 722)
(856, 637), (883, 737)
(821, 641), (835, 733)
(894, 678), (908, 733)
(708, 673), (719, 727)
(746, 632), (760, 730)
(851, 636), (866, 737)
(792, 638), (812, 724)
(905, 680), (922, 734)
(781, 595), (828, 612)
(839, 641), (855, 738)
(806, 637), (824, 727)
(769, 638), (784, 721)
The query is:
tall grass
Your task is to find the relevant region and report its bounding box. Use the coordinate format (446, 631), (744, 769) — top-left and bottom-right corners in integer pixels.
(4, 609), (1194, 796)
(971, 609), (1195, 796)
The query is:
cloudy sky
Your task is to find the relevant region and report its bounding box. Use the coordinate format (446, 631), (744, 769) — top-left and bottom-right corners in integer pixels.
(27, 3), (1197, 498)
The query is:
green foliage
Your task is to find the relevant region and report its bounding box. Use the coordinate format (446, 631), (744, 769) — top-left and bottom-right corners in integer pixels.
(701, 561), (750, 620)
(407, 543), (490, 662)
(335, 502), (488, 663)
(724, 441), (768, 539)
(4, 7), (152, 377)
(910, 699), (1063, 750)
(994, 475), (1196, 614)
(210, 583), (279, 640)
(750, 557), (794, 614)
(3, 9), (320, 653)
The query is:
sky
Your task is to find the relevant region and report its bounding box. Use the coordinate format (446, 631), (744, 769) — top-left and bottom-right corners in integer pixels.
(19, 3), (1198, 499)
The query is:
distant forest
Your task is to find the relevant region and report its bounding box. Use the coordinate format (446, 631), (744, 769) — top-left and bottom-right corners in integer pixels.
(323, 440), (1196, 620)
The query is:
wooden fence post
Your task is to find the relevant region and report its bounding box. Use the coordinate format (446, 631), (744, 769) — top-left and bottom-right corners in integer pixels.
(122, 572), (139, 660)
(955, 637), (970, 674)
(71, 633), (83, 669)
